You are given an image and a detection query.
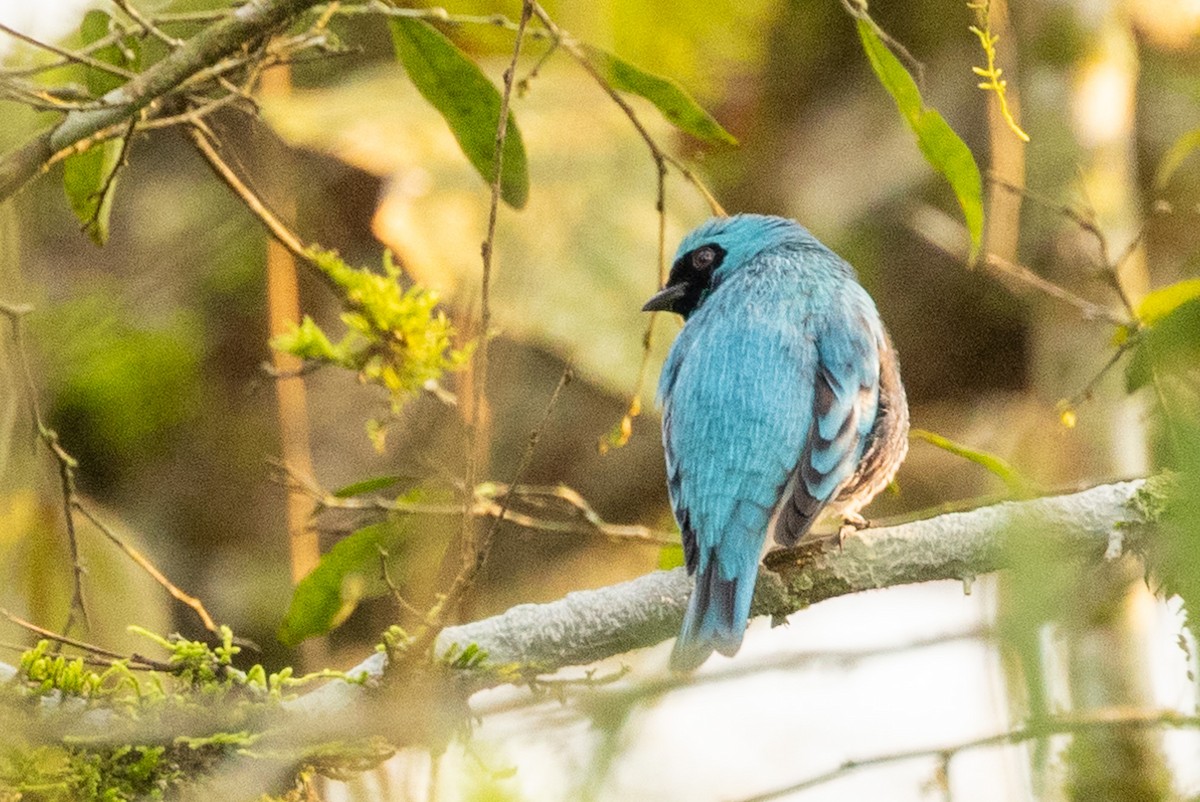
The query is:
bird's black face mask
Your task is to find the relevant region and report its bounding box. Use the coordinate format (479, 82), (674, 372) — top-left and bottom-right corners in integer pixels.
(641, 243), (727, 319)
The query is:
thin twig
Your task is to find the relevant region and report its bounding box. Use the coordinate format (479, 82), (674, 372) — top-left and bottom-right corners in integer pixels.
(0, 22), (137, 82)
(0, 0), (331, 201)
(377, 546), (423, 621)
(0, 303), (89, 634)
(0, 26), (135, 78)
(423, 364), (572, 658)
(910, 205), (1128, 326)
(73, 503), (220, 635)
(296, 469), (673, 546)
(529, 1), (725, 454)
(455, 0), (534, 609)
(81, 117), (138, 235)
(516, 38), (559, 93)
(984, 251), (1126, 325)
(113, 0), (183, 46)
(1063, 339), (1137, 410)
(187, 124), (309, 259)
(989, 175), (1141, 319)
(838, 0), (927, 93)
(529, 3), (725, 218)
(52, 438), (87, 637)
(472, 366), (573, 574)
(0, 609), (174, 672)
(739, 709), (1200, 802)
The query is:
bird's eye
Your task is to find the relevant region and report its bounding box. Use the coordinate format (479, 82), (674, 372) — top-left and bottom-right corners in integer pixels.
(692, 246), (717, 271)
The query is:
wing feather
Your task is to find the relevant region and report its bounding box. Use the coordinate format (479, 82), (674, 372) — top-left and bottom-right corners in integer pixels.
(775, 288), (883, 547)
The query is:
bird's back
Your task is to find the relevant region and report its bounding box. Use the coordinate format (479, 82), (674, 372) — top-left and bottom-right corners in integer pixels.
(649, 214), (909, 671)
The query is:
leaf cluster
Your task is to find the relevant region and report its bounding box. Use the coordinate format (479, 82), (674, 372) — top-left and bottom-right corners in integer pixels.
(271, 249), (472, 447)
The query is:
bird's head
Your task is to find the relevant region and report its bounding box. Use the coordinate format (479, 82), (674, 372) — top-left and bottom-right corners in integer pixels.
(641, 214), (815, 319)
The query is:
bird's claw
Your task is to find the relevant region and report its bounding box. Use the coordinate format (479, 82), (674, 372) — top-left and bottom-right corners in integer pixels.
(836, 513), (870, 550)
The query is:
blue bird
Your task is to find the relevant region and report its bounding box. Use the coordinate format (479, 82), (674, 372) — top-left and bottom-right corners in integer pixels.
(643, 214), (909, 672)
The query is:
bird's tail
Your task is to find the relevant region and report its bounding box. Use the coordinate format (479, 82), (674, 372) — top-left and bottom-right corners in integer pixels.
(669, 558), (756, 672)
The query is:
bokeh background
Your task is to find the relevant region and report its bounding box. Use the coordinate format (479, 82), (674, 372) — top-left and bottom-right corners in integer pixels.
(2, 0), (1200, 799)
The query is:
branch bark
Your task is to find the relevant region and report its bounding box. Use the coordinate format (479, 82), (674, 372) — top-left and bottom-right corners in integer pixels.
(431, 478), (1153, 672)
(0, 479), (1162, 706)
(291, 477), (1158, 709)
(0, 0), (323, 200)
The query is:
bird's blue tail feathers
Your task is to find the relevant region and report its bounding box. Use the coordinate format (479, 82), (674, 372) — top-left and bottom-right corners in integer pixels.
(669, 556), (756, 672)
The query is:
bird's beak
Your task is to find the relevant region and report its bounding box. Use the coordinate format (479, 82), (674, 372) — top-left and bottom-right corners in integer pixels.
(641, 283), (688, 312)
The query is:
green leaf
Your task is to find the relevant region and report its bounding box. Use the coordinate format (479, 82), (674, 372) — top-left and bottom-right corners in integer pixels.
(1125, 298), (1200, 393)
(277, 522), (405, 647)
(581, 45), (737, 147)
(63, 140), (122, 246)
(333, 475), (405, 498)
(910, 428), (1033, 496)
(855, 19), (983, 261)
(79, 10), (141, 96)
(1155, 128), (1200, 189)
(63, 10), (140, 246)
(389, 18), (529, 208)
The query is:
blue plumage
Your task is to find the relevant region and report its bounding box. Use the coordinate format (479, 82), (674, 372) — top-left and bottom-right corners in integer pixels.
(643, 214), (909, 671)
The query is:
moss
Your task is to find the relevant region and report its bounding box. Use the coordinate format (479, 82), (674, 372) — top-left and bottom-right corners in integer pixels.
(0, 626), (391, 800)
(1126, 473), (1178, 528)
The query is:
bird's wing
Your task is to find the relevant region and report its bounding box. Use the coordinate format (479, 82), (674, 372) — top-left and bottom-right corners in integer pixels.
(660, 309), (816, 582)
(774, 286), (883, 546)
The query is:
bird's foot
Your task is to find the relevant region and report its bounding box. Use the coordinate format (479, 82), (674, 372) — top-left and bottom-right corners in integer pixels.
(836, 513), (870, 550)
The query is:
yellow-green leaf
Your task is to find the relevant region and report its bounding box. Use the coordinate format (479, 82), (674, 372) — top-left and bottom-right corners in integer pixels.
(856, 19), (983, 261)
(333, 475), (404, 498)
(910, 428), (1032, 496)
(1138, 278), (1200, 327)
(389, 18), (529, 209)
(1155, 128), (1200, 189)
(581, 45), (737, 147)
(1125, 298), (1200, 393)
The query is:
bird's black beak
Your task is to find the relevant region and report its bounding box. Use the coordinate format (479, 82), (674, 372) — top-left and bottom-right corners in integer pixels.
(641, 283), (689, 313)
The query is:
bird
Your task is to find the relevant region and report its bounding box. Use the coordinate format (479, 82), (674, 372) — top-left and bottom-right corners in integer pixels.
(642, 214), (909, 672)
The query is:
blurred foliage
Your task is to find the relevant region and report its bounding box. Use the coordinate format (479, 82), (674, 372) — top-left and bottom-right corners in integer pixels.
(597, 0), (775, 98)
(31, 292), (201, 490)
(259, 67), (708, 393)
(1124, 298), (1200, 393)
(909, 428), (1033, 496)
(62, 139), (121, 247)
(1, 0), (1200, 796)
(1155, 127), (1200, 189)
(0, 626), (378, 799)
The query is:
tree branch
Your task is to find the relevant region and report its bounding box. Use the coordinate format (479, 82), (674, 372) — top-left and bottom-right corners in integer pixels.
(271, 477), (1162, 710)
(0, 470), (1170, 787)
(0, 0), (324, 200)
(0, 479), (1163, 705)
(429, 479), (1155, 673)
